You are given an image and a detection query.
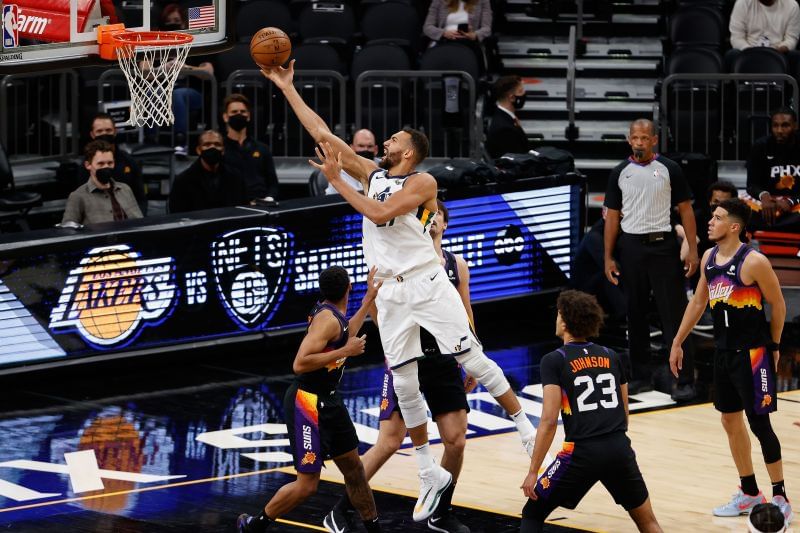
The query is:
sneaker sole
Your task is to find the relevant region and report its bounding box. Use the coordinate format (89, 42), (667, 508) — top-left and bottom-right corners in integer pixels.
(322, 513), (347, 533)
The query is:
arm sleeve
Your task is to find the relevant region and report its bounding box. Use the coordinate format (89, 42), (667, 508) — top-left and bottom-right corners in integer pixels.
(746, 141), (769, 199)
(663, 158), (691, 205)
(475, 0), (493, 41)
(603, 164), (624, 210)
(423, 1), (445, 41)
(539, 352), (563, 387)
(777, 3), (800, 50)
(729, 0), (750, 50)
(61, 192), (82, 224)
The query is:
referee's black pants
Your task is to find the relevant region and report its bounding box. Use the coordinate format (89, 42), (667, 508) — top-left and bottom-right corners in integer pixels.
(618, 232), (695, 386)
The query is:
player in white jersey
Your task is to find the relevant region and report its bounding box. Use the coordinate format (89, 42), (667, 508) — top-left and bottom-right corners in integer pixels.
(262, 61), (537, 523)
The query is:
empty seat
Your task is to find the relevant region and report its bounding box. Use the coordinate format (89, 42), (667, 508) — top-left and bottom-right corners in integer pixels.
(731, 47), (787, 74)
(0, 142), (42, 232)
(236, 0), (294, 41)
(667, 47), (723, 74)
(292, 43), (346, 74)
(351, 43), (411, 80)
(359, 2), (421, 49)
(420, 42), (481, 85)
(669, 6), (724, 49)
(298, 2), (356, 44)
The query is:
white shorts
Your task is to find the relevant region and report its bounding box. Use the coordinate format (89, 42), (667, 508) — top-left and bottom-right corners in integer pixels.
(376, 261), (472, 369)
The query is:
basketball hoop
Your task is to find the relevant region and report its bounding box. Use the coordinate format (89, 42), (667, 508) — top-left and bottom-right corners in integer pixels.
(98, 25), (193, 128)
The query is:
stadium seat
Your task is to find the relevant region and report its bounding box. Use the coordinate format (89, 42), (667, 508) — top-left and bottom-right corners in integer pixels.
(297, 2), (356, 45)
(359, 2), (421, 50)
(669, 6), (724, 50)
(667, 47), (723, 74)
(308, 169), (328, 196)
(731, 47), (787, 74)
(420, 42), (481, 86)
(235, 0), (294, 41)
(0, 142), (42, 232)
(351, 44), (411, 80)
(214, 42), (260, 83)
(292, 43), (346, 74)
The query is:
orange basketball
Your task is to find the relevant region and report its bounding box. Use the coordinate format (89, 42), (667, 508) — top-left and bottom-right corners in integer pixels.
(250, 27), (291, 69)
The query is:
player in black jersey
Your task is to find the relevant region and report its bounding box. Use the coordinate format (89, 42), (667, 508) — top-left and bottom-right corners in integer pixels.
(670, 198), (791, 523)
(237, 266), (384, 533)
(324, 200), (475, 533)
(520, 290), (662, 533)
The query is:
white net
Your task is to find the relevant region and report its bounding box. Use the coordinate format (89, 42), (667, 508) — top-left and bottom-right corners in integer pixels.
(114, 32), (193, 128)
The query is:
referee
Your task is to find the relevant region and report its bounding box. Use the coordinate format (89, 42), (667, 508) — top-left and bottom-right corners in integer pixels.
(603, 118), (699, 401)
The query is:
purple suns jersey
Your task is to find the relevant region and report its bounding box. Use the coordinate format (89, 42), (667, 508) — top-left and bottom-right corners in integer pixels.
(295, 302), (349, 394)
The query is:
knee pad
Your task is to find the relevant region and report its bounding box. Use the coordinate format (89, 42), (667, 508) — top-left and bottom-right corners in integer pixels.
(747, 413), (782, 464)
(391, 363), (428, 429)
(455, 347), (510, 397)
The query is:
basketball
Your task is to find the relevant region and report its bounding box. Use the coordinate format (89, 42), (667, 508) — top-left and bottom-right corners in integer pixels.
(250, 27), (291, 69)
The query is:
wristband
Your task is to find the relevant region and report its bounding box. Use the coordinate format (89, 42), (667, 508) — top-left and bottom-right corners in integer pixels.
(766, 341), (780, 352)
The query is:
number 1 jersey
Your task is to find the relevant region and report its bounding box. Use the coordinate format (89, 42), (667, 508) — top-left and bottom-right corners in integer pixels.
(539, 342), (628, 441)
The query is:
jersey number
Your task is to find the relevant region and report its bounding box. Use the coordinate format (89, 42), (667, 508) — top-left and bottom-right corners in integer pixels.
(574, 373), (619, 412)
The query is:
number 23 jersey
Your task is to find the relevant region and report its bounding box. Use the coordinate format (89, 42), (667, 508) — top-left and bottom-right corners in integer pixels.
(540, 342), (628, 441)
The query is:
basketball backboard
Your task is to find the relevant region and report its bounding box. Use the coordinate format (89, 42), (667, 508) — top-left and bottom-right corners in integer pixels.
(0, 0), (232, 71)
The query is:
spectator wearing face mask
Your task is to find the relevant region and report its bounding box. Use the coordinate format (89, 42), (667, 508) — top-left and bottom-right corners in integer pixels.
(485, 75), (530, 159)
(221, 94), (280, 203)
(324, 128), (380, 195)
(63, 140), (143, 226)
(168, 130), (248, 213)
(79, 113), (147, 214)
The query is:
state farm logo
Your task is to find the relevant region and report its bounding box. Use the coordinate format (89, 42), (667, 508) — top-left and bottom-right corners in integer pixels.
(211, 227), (292, 329)
(49, 245), (177, 346)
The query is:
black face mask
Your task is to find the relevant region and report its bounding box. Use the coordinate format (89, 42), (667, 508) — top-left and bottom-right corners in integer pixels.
(512, 93), (527, 109)
(356, 150), (375, 160)
(161, 23), (183, 31)
(95, 134), (116, 146)
(227, 114), (249, 132)
(200, 147), (223, 166)
(95, 167), (115, 184)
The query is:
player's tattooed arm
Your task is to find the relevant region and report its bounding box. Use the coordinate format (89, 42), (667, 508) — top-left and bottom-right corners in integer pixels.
(293, 312), (366, 373)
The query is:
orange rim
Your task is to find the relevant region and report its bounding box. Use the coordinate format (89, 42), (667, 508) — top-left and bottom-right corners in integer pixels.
(112, 31), (193, 47)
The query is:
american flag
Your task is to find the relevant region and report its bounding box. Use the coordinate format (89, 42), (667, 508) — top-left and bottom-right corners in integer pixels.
(188, 6), (215, 29)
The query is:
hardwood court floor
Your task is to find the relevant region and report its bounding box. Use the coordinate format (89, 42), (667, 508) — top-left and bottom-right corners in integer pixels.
(318, 390), (800, 532)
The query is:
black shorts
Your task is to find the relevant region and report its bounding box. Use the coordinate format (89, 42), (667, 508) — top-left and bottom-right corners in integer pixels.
(284, 382), (359, 474)
(714, 346), (777, 416)
(522, 432), (649, 521)
(378, 353), (469, 422)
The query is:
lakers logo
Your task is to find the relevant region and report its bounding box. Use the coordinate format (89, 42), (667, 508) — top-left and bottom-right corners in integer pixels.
(211, 227), (292, 329)
(300, 452), (317, 466)
(49, 245), (176, 346)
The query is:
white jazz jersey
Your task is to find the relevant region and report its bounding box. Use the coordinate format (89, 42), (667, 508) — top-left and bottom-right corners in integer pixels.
(362, 169), (438, 278)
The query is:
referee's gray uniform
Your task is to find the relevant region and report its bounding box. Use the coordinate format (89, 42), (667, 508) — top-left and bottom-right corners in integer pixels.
(604, 155), (695, 387)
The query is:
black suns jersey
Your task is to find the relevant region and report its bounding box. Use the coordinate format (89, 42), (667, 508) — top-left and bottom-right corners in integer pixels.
(539, 342), (628, 442)
(295, 302), (349, 395)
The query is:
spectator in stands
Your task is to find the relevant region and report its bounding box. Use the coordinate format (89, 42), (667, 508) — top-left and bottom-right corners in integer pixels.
(485, 75), (529, 159)
(603, 118), (698, 401)
(727, 0), (800, 71)
(80, 113), (147, 215)
(325, 129), (380, 195)
(62, 140), (143, 226)
(570, 206), (627, 325)
(168, 130), (247, 213)
(159, 4), (214, 156)
(746, 107), (800, 232)
(222, 94), (280, 203)
(423, 0), (493, 73)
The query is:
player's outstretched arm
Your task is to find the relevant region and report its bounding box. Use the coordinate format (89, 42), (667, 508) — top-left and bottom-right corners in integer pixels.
(521, 384), (560, 500)
(293, 312), (366, 374)
(670, 249), (712, 377)
(346, 266), (383, 337)
(261, 62), (376, 183)
(310, 142), (436, 224)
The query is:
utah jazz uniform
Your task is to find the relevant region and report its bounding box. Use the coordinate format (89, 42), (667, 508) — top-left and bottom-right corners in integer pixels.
(284, 302), (359, 473)
(363, 169), (474, 369)
(523, 342), (649, 521)
(706, 243), (776, 415)
(379, 249), (471, 421)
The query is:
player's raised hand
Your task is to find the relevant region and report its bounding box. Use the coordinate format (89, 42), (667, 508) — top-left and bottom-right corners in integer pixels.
(363, 266), (383, 304)
(343, 334), (367, 357)
(260, 59), (295, 90)
(309, 142), (344, 183)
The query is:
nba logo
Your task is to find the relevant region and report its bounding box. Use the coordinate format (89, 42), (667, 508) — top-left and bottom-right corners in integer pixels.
(2, 5), (19, 49)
